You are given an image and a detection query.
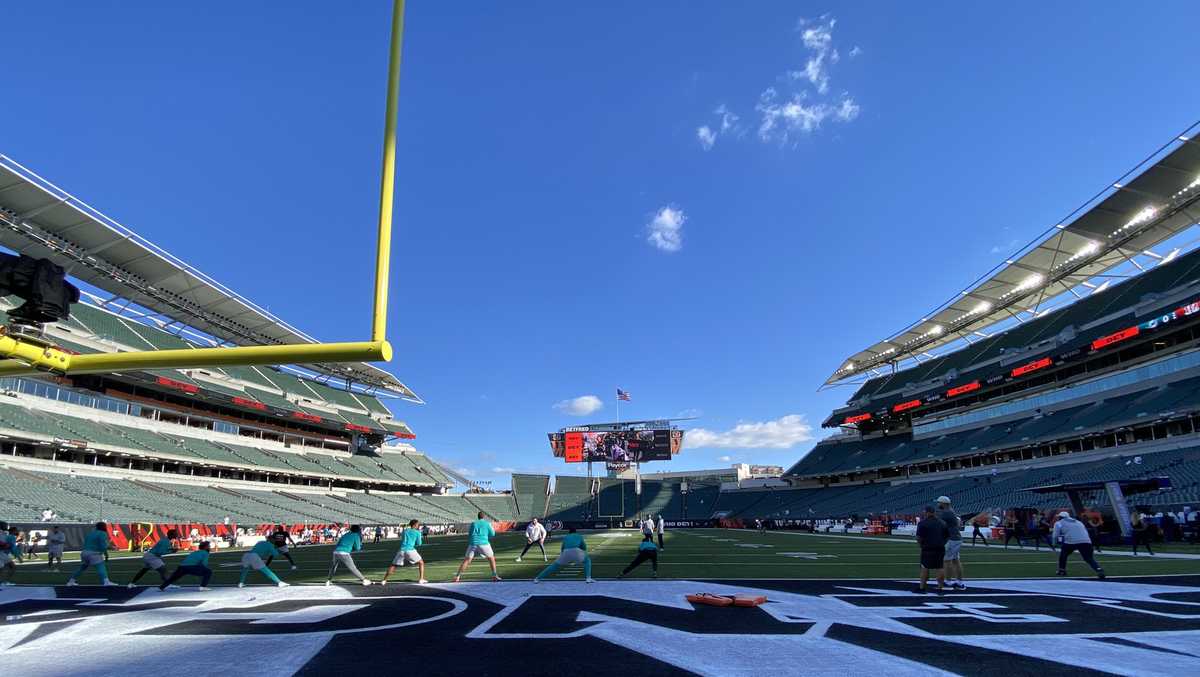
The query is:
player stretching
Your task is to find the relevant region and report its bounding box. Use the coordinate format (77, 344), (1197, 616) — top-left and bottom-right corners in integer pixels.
(0, 525), (21, 586)
(67, 522), (116, 587)
(534, 527), (594, 583)
(159, 541), (213, 591)
(263, 526), (299, 570)
(238, 538), (289, 588)
(617, 534), (659, 578)
(453, 512), (501, 582)
(382, 519), (426, 584)
(129, 529), (179, 588)
(327, 524), (372, 586)
(515, 518), (547, 562)
(46, 526), (65, 572)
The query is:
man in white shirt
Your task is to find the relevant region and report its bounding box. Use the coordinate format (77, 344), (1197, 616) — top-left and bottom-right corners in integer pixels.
(46, 526), (66, 571)
(516, 518), (548, 562)
(641, 517), (654, 539)
(1052, 511), (1105, 579)
(655, 514), (666, 550)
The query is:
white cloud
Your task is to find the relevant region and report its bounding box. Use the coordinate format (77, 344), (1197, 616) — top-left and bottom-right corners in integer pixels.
(553, 394), (604, 416)
(717, 455), (733, 462)
(835, 97), (860, 122)
(697, 125), (717, 151)
(849, 45), (862, 58)
(646, 206), (685, 253)
(491, 466), (517, 474)
(684, 414), (814, 450)
(696, 105), (740, 150)
(756, 91), (859, 142)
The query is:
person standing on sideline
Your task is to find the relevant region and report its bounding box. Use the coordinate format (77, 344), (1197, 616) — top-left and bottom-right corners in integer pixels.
(970, 513), (989, 546)
(916, 506), (949, 594)
(936, 496), (966, 590)
(617, 534), (659, 579)
(327, 525), (372, 586)
(655, 514), (666, 551)
(159, 541), (213, 590)
(641, 516), (655, 539)
(128, 529), (179, 588)
(1053, 511), (1105, 578)
(238, 538), (290, 588)
(1131, 510), (1155, 556)
(382, 519), (426, 584)
(454, 512), (501, 582)
(264, 526), (299, 570)
(46, 526), (66, 571)
(67, 522), (116, 586)
(516, 518), (547, 562)
(534, 527), (594, 583)
(374, 525), (384, 544)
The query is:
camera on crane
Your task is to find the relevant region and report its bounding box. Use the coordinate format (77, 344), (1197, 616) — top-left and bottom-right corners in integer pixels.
(0, 253), (80, 329)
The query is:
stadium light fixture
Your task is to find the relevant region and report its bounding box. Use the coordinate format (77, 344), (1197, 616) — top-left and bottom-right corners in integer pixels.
(0, 0), (408, 379)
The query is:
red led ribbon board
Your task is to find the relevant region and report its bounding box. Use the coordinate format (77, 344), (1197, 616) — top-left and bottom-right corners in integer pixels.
(291, 412), (322, 423)
(843, 413), (872, 425)
(345, 423), (373, 433)
(232, 396), (267, 411)
(893, 399), (922, 413)
(564, 432), (584, 462)
(156, 376), (198, 394)
(395, 432), (416, 440)
(1011, 357), (1052, 378)
(946, 381), (980, 397)
(1092, 326), (1139, 351)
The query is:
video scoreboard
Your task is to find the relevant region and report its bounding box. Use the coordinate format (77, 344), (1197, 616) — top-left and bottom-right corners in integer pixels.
(548, 427), (683, 463)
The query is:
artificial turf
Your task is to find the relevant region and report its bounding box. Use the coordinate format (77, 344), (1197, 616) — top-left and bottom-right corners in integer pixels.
(7, 528), (1198, 587)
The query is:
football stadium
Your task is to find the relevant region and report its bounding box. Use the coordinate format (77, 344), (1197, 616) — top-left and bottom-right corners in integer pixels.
(3, 3), (1200, 676)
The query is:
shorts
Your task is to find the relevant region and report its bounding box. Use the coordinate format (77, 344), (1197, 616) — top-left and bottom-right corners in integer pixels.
(80, 550), (105, 566)
(48, 546), (64, 557)
(393, 549), (422, 566)
(920, 547), (946, 570)
(944, 540), (962, 561)
(0, 552), (10, 566)
(142, 553), (165, 570)
(556, 547), (587, 566)
(464, 544), (494, 559)
(277, 545), (289, 554)
(242, 552), (266, 570)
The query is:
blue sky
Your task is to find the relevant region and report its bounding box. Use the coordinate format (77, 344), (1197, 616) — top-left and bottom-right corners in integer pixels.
(4, 2), (1200, 488)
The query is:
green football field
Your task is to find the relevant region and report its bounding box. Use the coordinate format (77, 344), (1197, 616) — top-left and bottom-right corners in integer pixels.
(9, 528), (1199, 586)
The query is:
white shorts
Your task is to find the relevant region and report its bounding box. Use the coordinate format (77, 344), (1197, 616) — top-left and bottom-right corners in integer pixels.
(141, 553), (165, 570)
(393, 549), (422, 566)
(242, 552), (266, 570)
(556, 547), (587, 566)
(945, 540), (962, 561)
(277, 545), (289, 554)
(0, 552), (10, 566)
(80, 551), (104, 566)
(464, 544), (494, 559)
(48, 546), (64, 557)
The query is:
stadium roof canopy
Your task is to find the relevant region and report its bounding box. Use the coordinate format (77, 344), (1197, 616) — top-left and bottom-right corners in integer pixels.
(827, 125), (1200, 386)
(0, 155), (419, 401)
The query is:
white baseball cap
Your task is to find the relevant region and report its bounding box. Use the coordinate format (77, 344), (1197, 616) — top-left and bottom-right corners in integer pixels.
(936, 495), (951, 504)
(1058, 511), (1070, 518)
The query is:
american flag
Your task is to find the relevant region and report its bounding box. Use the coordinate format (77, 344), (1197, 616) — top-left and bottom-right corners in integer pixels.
(616, 388), (631, 401)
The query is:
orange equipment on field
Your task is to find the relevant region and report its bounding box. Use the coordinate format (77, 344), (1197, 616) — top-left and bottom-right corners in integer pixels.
(686, 593), (767, 607)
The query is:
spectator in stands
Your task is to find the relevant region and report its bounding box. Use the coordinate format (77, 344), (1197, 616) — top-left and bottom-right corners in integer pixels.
(67, 522), (115, 587)
(617, 534), (659, 579)
(46, 526), (65, 571)
(1053, 511), (1105, 579)
(453, 512), (501, 583)
(327, 525), (372, 586)
(936, 496), (966, 590)
(516, 518), (547, 563)
(655, 514), (666, 551)
(1131, 510), (1155, 556)
(40, 508), (56, 522)
(159, 541), (212, 591)
(916, 506), (949, 594)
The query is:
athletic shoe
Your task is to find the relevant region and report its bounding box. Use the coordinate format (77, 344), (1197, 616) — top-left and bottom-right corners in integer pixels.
(452, 576), (461, 583)
(380, 580), (388, 586)
(417, 579), (428, 584)
(1097, 570), (1106, 580)
(542, 556), (547, 562)
(492, 575), (502, 582)
(1055, 570), (1067, 576)
(532, 578), (541, 584)
(515, 557), (522, 562)
(197, 587), (211, 592)
(585, 578), (595, 584)
(66, 579), (77, 587)
(237, 583), (245, 588)
(277, 581), (290, 588)
(168, 584), (180, 589)
(362, 579), (372, 586)
(324, 581), (332, 587)
(101, 580), (118, 587)
(953, 582), (966, 590)
(127, 583), (136, 589)
(291, 565), (298, 570)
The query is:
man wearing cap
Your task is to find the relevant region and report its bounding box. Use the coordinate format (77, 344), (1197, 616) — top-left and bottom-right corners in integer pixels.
(1051, 511), (1105, 579)
(936, 496), (965, 590)
(916, 505), (949, 594)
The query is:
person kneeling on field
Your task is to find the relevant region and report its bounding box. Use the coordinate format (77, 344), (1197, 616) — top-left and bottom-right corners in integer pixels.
(327, 524), (371, 586)
(1053, 511), (1105, 579)
(68, 522), (116, 587)
(916, 506), (949, 594)
(129, 529), (179, 588)
(617, 534), (659, 579)
(159, 541), (213, 591)
(239, 537), (290, 588)
(534, 526), (593, 583)
(382, 519), (426, 585)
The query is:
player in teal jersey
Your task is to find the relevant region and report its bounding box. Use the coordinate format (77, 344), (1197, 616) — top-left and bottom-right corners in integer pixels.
(238, 538), (289, 588)
(617, 534), (659, 578)
(67, 522), (117, 586)
(0, 526), (22, 586)
(129, 529), (179, 588)
(382, 519), (427, 585)
(327, 525), (372, 586)
(453, 512), (501, 583)
(159, 541), (213, 591)
(534, 527), (594, 583)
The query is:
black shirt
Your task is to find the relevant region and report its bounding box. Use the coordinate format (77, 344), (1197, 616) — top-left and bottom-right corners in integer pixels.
(917, 515), (949, 549)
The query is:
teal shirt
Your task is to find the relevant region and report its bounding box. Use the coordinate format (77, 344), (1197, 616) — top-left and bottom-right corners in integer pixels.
(560, 533), (586, 551)
(4, 534), (16, 558)
(82, 530), (108, 553)
(181, 550), (210, 566)
(399, 527), (423, 552)
(251, 540), (279, 559)
(148, 537), (175, 557)
(334, 531), (362, 553)
(638, 540), (658, 551)
(468, 519), (494, 546)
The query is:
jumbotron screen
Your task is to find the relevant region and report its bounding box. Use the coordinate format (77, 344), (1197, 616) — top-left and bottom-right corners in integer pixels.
(548, 429), (682, 463)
